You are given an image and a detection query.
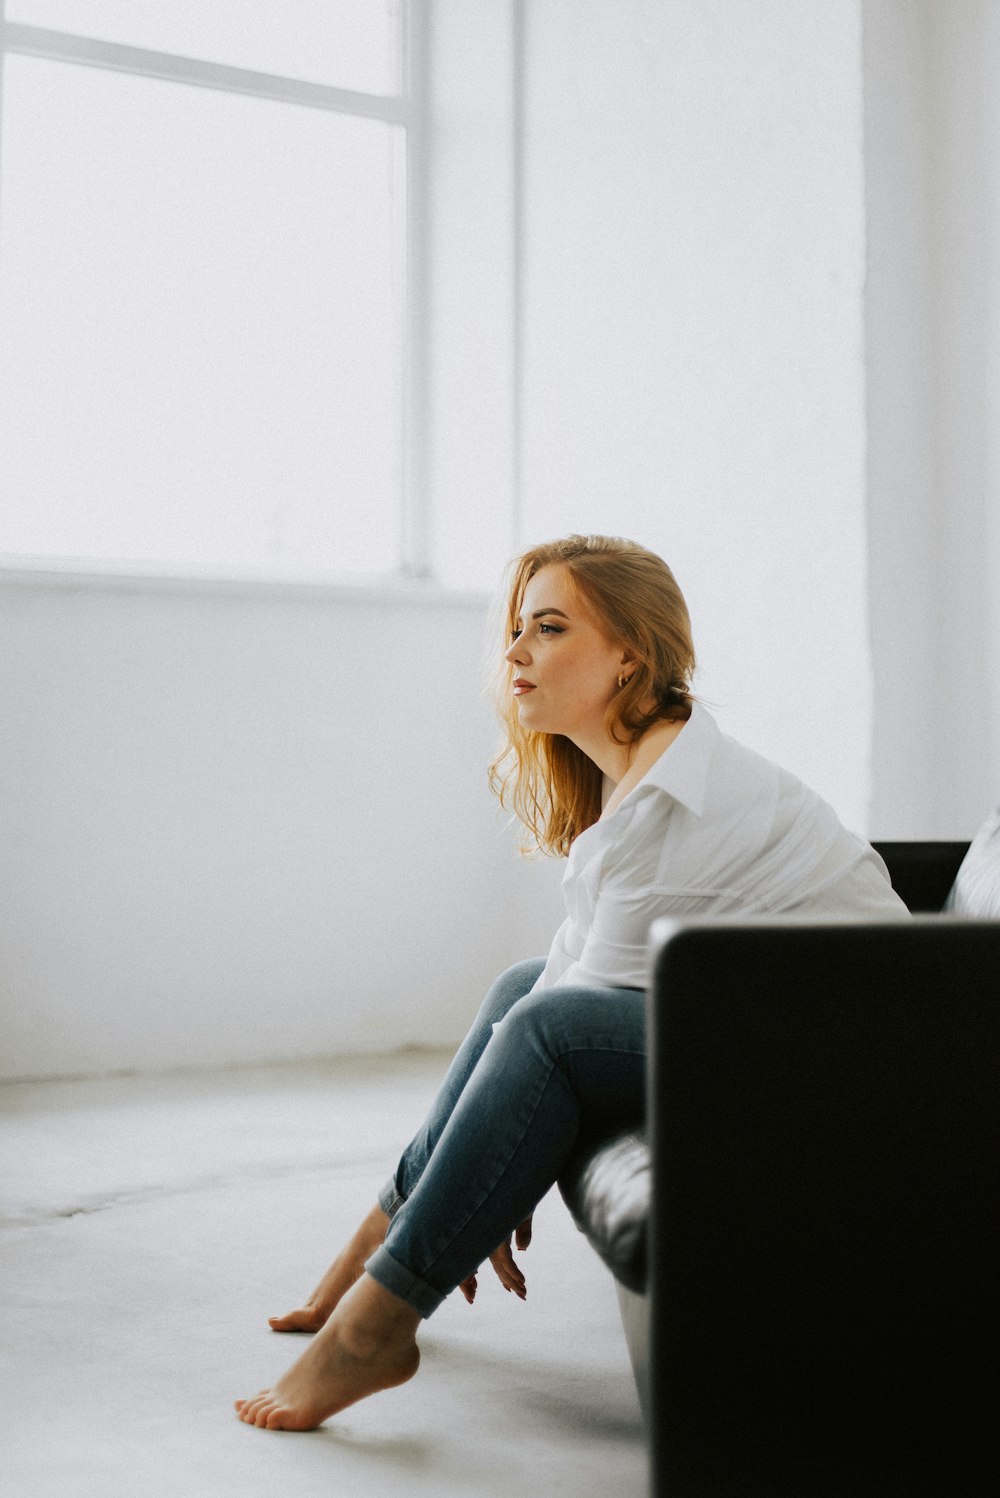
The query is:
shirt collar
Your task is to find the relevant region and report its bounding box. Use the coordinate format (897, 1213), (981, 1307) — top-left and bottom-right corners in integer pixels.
(636, 700), (716, 816)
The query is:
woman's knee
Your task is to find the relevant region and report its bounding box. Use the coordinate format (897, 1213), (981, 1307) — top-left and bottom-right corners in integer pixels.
(486, 984), (566, 1064)
(491, 983), (645, 1060)
(474, 957), (546, 1030)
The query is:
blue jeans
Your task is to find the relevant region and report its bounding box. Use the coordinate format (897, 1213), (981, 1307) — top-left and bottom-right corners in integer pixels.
(366, 958), (646, 1317)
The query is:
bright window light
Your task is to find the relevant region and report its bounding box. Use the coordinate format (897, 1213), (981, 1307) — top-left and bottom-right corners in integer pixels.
(0, 54), (406, 576)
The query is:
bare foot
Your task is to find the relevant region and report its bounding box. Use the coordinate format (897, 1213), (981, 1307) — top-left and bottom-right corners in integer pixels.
(268, 1202), (389, 1333)
(236, 1274), (421, 1431)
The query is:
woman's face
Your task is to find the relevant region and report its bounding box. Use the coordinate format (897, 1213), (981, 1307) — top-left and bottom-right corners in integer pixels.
(504, 564), (630, 746)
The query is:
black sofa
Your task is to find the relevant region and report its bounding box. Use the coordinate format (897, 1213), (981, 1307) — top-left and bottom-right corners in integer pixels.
(559, 836), (1000, 1497)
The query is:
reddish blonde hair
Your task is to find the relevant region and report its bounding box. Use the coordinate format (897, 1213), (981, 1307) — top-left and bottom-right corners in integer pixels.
(488, 534), (696, 855)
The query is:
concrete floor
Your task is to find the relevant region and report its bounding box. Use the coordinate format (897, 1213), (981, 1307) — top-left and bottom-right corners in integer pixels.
(1, 1052), (646, 1497)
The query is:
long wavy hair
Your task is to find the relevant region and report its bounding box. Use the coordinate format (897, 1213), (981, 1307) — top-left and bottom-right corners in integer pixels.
(488, 534), (696, 856)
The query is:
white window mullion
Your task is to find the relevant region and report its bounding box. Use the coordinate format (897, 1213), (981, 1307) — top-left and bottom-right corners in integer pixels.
(401, 0), (431, 581)
(1, 21), (409, 124)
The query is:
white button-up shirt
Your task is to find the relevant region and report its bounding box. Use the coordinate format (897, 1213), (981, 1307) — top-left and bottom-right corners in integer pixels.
(533, 702), (908, 992)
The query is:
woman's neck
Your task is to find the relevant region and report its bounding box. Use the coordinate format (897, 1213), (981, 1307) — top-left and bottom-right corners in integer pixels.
(598, 717), (687, 819)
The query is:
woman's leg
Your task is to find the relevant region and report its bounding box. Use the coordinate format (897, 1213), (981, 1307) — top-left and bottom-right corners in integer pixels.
(378, 957), (548, 1214)
(368, 982), (645, 1314)
(238, 980), (644, 1430)
(268, 957), (546, 1332)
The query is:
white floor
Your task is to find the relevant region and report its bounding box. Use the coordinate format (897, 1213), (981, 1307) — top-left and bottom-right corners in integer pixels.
(1, 1052), (646, 1498)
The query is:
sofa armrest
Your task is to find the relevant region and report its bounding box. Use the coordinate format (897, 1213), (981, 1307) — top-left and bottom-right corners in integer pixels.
(872, 838), (969, 911)
(646, 916), (1000, 1496)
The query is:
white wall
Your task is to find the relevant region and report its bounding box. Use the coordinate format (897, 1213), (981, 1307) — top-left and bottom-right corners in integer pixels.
(864, 0), (1000, 837)
(519, 0), (873, 831)
(0, 573), (563, 1079)
(863, 0), (939, 836)
(423, 0), (520, 587)
(4, 0), (999, 1080)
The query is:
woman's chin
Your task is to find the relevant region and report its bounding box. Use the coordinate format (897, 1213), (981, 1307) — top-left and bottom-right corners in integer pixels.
(515, 700), (549, 731)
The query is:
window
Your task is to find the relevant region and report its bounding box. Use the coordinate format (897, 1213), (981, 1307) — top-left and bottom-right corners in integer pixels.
(0, 2), (420, 580)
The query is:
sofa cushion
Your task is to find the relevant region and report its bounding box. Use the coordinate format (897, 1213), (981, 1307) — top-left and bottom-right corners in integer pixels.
(945, 805), (1000, 917)
(558, 1129), (649, 1294)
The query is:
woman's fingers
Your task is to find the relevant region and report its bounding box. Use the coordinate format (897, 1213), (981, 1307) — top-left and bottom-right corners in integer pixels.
(462, 1226), (534, 1306)
(490, 1239), (526, 1299)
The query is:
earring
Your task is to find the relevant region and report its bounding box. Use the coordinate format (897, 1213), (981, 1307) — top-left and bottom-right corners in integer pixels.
(617, 672), (632, 689)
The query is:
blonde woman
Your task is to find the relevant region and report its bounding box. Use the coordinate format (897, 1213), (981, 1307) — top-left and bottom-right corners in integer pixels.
(235, 535), (906, 1431)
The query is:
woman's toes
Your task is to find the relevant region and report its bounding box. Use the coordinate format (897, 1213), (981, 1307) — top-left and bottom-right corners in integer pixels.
(237, 1393), (271, 1424)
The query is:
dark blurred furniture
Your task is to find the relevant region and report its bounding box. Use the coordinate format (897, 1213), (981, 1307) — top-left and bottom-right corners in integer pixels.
(559, 838), (1000, 1496)
(866, 839), (968, 912)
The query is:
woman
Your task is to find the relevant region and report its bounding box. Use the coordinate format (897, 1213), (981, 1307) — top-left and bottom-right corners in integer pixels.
(235, 534), (906, 1431)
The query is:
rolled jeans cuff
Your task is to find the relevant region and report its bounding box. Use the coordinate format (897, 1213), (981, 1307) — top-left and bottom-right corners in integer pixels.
(365, 1244), (445, 1319)
(378, 1176), (406, 1219)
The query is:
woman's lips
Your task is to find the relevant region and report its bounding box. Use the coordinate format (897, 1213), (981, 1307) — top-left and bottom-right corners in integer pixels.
(513, 679), (536, 696)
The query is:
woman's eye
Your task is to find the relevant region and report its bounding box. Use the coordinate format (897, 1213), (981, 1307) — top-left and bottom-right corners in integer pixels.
(510, 628), (522, 642)
(539, 623), (563, 634)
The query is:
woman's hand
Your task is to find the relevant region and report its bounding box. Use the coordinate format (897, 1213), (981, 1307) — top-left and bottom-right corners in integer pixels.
(459, 1216), (533, 1304)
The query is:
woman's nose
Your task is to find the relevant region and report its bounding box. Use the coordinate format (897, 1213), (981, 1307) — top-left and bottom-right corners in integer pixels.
(505, 637), (527, 664)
